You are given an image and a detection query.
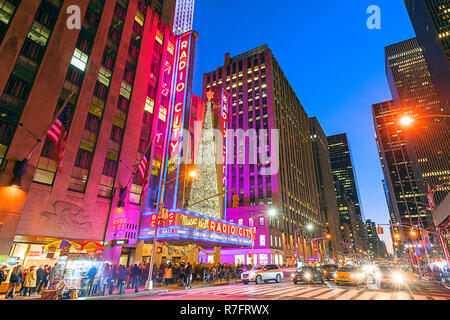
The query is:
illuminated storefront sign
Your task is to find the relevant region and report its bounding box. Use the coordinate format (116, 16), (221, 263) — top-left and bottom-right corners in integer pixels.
(220, 89), (230, 217)
(139, 209), (253, 247)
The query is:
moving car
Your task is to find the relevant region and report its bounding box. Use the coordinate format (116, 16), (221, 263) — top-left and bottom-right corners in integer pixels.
(241, 265), (283, 284)
(374, 264), (407, 288)
(321, 264), (340, 280)
(334, 266), (365, 286)
(291, 266), (325, 284)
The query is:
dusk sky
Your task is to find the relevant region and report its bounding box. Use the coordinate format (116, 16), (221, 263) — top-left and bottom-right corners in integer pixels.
(192, 0), (417, 253)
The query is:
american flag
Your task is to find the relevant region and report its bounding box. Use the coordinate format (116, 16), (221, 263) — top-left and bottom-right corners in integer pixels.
(138, 145), (152, 200)
(46, 106), (68, 171)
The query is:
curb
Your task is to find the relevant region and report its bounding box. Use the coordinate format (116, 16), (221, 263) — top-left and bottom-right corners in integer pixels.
(77, 280), (242, 300)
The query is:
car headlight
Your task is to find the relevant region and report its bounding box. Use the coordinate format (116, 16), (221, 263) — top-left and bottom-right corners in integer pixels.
(375, 272), (382, 280)
(291, 273), (295, 278)
(350, 274), (355, 279)
(333, 273), (338, 278)
(393, 273), (404, 283)
(356, 273), (364, 279)
(304, 272), (311, 279)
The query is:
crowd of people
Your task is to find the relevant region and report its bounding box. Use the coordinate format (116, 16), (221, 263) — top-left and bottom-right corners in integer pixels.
(2, 265), (54, 299)
(1, 261), (256, 299)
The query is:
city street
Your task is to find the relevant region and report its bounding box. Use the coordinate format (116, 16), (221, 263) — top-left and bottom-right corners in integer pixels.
(128, 274), (450, 301)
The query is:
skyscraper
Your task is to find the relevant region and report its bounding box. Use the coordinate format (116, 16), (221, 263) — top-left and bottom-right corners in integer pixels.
(327, 133), (369, 254)
(404, 0), (450, 109)
(173, 0), (195, 35)
(309, 117), (344, 262)
(372, 100), (430, 235)
(203, 45), (322, 265)
(385, 38), (450, 207)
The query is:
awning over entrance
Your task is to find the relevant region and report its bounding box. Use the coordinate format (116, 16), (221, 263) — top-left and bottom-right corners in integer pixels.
(139, 209), (253, 248)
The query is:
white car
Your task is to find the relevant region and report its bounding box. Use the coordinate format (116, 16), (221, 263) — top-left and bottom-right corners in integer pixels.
(241, 264), (284, 284)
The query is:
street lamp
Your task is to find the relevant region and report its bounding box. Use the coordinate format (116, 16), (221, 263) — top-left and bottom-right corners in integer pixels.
(250, 208), (277, 266)
(145, 169), (198, 290)
(399, 114), (450, 127)
(294, 223), (315, 268)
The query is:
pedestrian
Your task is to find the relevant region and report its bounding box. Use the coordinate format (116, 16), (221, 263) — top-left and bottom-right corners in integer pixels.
(36, 266), (46, 294)
(185, 263), (192, 289)
(5, 265), (22, 299)
(117, 265), (127, 294)
(86, 265), (97, 296)
(0, 266), (7, 288)
(134, 264), (143, 293)
(23, 266), (37, 296)
(163, 264), (172, 286)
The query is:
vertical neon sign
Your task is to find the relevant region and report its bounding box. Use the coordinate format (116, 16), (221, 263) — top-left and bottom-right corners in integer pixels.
(220, 89), (230, 218)
(162, 31), (196, 210)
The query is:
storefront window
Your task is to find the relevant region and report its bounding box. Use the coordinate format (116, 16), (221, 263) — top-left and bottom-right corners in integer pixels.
(258, 254), (268, 265)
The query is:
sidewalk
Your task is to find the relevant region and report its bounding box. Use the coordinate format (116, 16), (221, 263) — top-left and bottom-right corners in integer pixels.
(1, 278), (242, 301)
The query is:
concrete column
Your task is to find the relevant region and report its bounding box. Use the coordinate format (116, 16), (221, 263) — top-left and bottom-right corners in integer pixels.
(134, 240), (145, 264)
(213, 247), (221, 265)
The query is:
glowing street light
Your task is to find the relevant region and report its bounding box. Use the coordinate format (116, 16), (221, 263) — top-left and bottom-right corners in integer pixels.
(188, 169), (198, 178)
(306, 224), (314, 231)
(400, 116), (415, 126)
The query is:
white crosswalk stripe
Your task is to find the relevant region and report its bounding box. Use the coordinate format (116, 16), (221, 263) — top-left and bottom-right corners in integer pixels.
(412, 294), (429, 300)
(313, 289), (345, 300)
(355, 291), (377, 300)
(280, 287), (323, 297)
(375, 292), (392, 300)
(299, 287), (333, 298)
(334, 289), (363, 300)
(396, 292), (410, 300)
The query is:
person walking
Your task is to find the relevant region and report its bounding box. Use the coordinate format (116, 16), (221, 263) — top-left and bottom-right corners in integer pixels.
(23, 266), (37, 296)
(36, 266), (46, 294)
(185, 263), (193, 289)
(163, 264), (172, 286)
(86, 265), (97, 296)
(5, 265), (22, 299)
(134, 264), (143, 293)
(0, 266), (7, 288)
(117, 265), (127, 294)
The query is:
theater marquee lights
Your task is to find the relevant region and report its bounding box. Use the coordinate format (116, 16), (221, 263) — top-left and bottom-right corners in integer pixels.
(139, 209), (253, 247)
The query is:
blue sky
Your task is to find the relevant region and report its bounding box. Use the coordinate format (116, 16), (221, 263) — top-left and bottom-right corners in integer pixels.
(191, 1), (416, 253)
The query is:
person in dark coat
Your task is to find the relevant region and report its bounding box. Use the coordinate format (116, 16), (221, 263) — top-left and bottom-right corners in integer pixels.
(36, 266), (46, 294)
(133, 264), (143, 292)
(185, 263), (193, 288)
(117, 265), (127, 294)
(5, 265), (22, 299)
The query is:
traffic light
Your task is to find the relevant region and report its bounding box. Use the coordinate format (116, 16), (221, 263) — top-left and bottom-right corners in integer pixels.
(325, 233), (332, 240)
(394, 233), (401, 240)
(232, 194), (240, 208)
(377, 226), (384, 234)
(156, 246), (162, 254)
(393, 241), (399, 247)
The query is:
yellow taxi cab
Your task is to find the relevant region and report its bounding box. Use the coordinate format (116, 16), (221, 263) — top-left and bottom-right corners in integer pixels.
(334, 265), (365, 286)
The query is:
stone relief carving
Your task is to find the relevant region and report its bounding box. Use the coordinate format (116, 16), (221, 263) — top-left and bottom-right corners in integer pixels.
(41, 201), (93, 234)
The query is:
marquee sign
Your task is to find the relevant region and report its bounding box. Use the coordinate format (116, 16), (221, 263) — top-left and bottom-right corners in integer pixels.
(139, 209), (253, 247)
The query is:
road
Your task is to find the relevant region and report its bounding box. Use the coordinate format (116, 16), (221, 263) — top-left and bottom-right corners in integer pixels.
(128, 273), (450, 300)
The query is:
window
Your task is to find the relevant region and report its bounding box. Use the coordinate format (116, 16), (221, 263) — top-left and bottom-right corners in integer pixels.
(238, 218), (243, 225)
(71, 48), (89, 71)
(259, 217), (264, 226)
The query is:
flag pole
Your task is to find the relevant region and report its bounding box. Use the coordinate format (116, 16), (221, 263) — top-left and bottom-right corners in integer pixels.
(25, 92), (75, 160)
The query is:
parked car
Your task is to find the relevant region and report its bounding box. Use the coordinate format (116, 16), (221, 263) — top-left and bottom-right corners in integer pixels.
(291, 266), (325, 284)
(334, 266), (365, 286)
(321, 264), (340, 281)
(241, 265), (283, 284)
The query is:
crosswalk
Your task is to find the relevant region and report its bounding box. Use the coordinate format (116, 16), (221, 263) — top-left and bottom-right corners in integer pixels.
(163, 284), (450, 301)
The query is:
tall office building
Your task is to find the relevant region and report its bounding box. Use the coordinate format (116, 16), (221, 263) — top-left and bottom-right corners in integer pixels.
(203, 45), (322, 265)
(0, 0), (182, 262)
(173, 0), (195, 35)
(373, 100), (431, 235)
(385, 38), (450, 207)
(404, 0), (450, 109)
(309, 117), (344, 262)
(366, 219), (388, 259)
(327, 133), (369, 253)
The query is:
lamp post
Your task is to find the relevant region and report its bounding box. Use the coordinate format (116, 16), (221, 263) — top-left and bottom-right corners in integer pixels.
(250, 208), (277, 266)
(294, 223), (314, 268)
(144, 169), (197, 290)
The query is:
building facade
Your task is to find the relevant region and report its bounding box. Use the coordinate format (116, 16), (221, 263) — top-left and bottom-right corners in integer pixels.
(203, 45), (323, 265)
(327, 133), (369, 254)
(404, 0), (450, 110)
(385, 38), (450, 207)
(366, 219), (388, 259)
(172, 0), (195, 36)
(372, 100), (430, 234)
(309, 117), (344, 262)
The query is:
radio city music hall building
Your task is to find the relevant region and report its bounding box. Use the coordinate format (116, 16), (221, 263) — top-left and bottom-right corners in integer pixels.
(0, 0), (252, 268)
